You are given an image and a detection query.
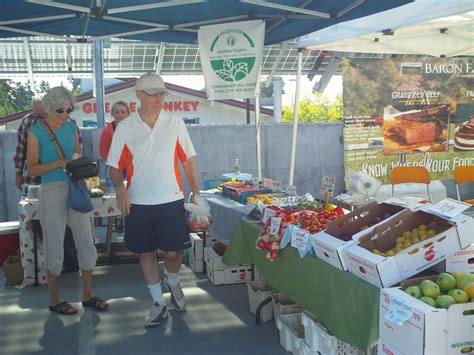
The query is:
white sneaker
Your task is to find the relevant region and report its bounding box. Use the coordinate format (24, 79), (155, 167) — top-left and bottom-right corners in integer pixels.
(164, 275), (186, 311)
(144, 302), (168, 329)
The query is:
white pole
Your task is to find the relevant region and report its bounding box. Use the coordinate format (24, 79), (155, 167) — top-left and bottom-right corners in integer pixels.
(289, 50), (303, 186)
(255, 92), (263, 182)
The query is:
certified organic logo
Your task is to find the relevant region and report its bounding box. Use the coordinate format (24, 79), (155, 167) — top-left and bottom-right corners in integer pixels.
(209, 29), (256, 82)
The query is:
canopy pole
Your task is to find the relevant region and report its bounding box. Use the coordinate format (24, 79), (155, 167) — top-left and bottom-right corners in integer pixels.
(255, 92), (263, 182)
(93, 39), (105, 128)
(289, 49), (303, 186)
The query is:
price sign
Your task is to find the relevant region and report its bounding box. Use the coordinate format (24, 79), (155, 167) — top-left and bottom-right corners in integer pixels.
(263, 178), (273, 188)
(261, 207), (276, 224)
(320, 173), (336, 197)
(286, 184), (297, 195)
(384, 296), (414, 326)
(269, 217), (282, 235)
(251, 177), (260, 187)
(290, 227), (310, 252)
(272, 180), (283, 191)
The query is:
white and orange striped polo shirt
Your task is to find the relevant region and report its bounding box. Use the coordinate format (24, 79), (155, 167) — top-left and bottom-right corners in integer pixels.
(107, 111), (196, 205)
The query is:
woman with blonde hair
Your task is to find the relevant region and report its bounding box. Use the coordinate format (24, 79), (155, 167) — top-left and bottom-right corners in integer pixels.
(27, 86), (109, 315)
(99, 100), (130, 160)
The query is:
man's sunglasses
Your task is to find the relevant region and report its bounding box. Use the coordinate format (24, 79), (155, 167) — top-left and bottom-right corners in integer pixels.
(56, 107), (74, 114)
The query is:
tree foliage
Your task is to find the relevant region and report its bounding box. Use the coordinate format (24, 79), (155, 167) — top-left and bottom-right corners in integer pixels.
(282, 92), (343, 122)
(0, 80), (50, 116)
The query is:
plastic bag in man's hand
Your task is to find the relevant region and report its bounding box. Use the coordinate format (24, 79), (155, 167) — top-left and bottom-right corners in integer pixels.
(184, 196), (212, 231)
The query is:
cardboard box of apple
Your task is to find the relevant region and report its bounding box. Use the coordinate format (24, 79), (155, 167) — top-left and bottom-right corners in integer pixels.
(404, 272), (474, 308)
(372, 223), (437, 257)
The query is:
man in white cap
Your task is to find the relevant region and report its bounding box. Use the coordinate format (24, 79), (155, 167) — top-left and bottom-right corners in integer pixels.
(107, 73), (202, 328)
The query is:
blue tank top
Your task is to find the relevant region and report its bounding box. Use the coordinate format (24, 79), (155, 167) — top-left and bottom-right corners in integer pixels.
(29, 121), (77, 183)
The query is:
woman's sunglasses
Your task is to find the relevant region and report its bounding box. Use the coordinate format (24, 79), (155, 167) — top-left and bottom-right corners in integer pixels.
(56, 107), (74, 114)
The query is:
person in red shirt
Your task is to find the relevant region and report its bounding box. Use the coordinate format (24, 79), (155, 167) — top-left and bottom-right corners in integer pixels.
(99, 101), (130, 160)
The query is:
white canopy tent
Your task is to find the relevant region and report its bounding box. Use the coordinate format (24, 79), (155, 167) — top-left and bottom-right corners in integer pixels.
(297, 0), (474, 57)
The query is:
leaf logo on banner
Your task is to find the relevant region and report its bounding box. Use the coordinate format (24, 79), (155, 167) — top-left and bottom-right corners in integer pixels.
(215, 59), (249, 82)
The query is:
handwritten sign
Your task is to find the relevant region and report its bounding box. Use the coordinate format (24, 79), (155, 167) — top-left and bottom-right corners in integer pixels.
(426, 198), (471, 219)
(286, 185), (297, 195)
(269, 217), (282, 235)
(261, 207), (276, 224)
(263, 178), (273, 188)
(384, 296), (414, 326)
(291, 227), (310, 253)
(320, 173), (336, 197)
(272, 180), (283, 191)
(252, 177), (260, 187)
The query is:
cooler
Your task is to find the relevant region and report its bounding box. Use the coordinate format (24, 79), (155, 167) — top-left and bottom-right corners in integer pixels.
(0, 221), (20, 265)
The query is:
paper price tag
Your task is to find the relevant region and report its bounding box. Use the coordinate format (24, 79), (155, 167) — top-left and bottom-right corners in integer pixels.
(269, 217), (281, 235)
(291, 227), (310, 252)
(272, 180), (283, 191)
(251, 177), (260, 187)
(286, 185), (297, 195)
(261, 208), (277, 224)
(384, 296), (414, 326)
(320, 173), (336, 197)
(263, 178), (273, 188)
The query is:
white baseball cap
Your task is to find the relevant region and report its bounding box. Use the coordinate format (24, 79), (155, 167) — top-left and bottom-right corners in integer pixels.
(135, 73), (169, 95)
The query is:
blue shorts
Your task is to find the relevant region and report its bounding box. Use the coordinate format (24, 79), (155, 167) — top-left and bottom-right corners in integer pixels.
(124, 199), (191, 254)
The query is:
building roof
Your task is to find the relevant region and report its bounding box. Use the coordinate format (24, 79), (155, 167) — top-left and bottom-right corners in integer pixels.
(0, 78), (273, 124)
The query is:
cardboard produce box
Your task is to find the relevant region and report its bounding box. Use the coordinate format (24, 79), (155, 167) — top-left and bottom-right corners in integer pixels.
(3, 255), (23, 286)
(312, 201), (405, 271)
(379, 276), (474, 354)
(204, 246), (252, 285)
(247, 282), (274, 322)
(342, 209), (468, 288)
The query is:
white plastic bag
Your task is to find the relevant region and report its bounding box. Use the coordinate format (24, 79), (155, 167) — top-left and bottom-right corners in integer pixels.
(184, 195), (212, 231)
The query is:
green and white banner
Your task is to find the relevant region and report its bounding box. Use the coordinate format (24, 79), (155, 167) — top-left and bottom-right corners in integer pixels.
(198, 20), (265, 100)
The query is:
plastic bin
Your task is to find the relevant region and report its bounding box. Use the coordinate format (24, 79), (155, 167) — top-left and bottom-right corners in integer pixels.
(301, 312), (360, 355)
(272, 292), (303, 327)
(276, 313), (305, 354)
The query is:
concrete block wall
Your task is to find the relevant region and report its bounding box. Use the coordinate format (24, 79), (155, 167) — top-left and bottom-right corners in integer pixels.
(0, 122), (470, 222)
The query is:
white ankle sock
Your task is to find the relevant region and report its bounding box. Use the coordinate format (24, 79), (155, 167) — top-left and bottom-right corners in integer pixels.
(166, 272), (179, 287)
(147, 282), (164, 305)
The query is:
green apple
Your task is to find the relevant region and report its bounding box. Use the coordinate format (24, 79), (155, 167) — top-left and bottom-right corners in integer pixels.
(436, 273), (457, 293)
(420, 280), (440, 299)
(419, 296), (436, 307)
(459, 273), (474, 290)
(435, 295), (456, 309)
(447, 289), (469, 304)
(405, 286), (422, 299)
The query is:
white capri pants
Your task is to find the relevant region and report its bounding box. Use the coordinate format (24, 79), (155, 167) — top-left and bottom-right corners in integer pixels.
(38, 181), (97, 276)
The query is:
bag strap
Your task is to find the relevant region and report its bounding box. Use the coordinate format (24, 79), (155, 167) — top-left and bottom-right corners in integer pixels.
(112, 121), (116, 131)
(41, 121), (67, 160)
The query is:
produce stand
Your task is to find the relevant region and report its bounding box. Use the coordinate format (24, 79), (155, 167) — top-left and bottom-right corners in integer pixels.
(222, 216), (380, 351)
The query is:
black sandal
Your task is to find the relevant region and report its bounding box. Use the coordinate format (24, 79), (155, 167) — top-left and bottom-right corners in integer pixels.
(82, 296), (109, 311)
(48, 301), (78, 315)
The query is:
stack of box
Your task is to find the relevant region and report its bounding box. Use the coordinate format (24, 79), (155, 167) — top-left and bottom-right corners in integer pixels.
(204, 246), (252, 285)
(188, 232), (217, 273)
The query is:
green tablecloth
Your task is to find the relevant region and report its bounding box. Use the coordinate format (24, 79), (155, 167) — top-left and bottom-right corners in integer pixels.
(222, 217), (380, 351)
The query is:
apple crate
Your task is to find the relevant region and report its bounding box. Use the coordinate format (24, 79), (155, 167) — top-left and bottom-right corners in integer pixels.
(301, 312), (359, 355)
(379, 276), (474, 354)
(276, 313), (305, 354)
(272, 292), (303, 327)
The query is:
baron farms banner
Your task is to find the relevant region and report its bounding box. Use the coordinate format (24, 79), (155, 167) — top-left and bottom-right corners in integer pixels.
(198, 20), (265, 100)
(342, 58), (474, 184)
